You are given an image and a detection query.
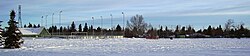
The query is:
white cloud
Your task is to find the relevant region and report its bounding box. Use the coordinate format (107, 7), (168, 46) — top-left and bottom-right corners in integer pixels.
(179, 11), (250, 16)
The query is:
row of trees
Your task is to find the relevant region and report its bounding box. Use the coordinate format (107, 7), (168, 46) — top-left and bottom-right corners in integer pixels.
(22, 14), (249, 38)
(124, 14), (250, 38)
(45, 14), (250, 38)
(23, 23), (41, 28)
(47, 21), (123, 35)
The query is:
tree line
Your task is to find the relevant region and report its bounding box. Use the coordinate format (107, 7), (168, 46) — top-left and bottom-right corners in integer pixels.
(46, 21), (123, 35)
(124, 14), (250, 38)
(23, 22), (41, 28)
(22, 14), (250, 38)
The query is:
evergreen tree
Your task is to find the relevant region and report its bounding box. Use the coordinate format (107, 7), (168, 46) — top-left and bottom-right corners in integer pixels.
(23, 24), (27, 28)
(216, 25), (223, 35)
(146, 27), (158, 39)
(174, 25), (180, 34)
(53, 26), (57, 32)
(206, 25), (212, 35)
(202, 29), (208, 34)
(115, 24), (122, 32)
(33, 24), (37, 28)
(78, 24), (82, 32)
(37, 24), (40, 28)
(197, 29), (202, 33)
(70, 21), (76, 32)
(124, 28), (132, 37)
(67, 26), (70, 32)
(186, 26), (194, 34)
(4, 10), (23, 48)
(0, 21), (3, 45)
(63, 27), (67, 32)
(28, 22), (32, 28)
(180, 26), (186, 35)
(229, 29), (235, 36)
(236, 25), (248, 37)
(96, 27), (101, 32)
(89, 25), (93, 32)
(164, 26), (171, 37)
(48, 27), (52, 32)
(60, 26), (63, 32)
(83, 23), (88, 32)
(158, 26), (163, 37)
(165, 26), (168, 31)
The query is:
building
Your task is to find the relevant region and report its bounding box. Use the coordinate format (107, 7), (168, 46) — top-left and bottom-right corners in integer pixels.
(19, 27), (50, 37)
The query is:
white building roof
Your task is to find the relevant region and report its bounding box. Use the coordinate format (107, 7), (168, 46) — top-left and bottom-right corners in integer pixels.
(19, 27), (45, 35)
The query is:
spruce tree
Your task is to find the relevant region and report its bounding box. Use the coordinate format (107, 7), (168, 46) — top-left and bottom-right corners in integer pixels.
(78, 24), (82, 32)
(83, 23), (88, 32)
(28, 22), (32, 28)
(96, 27), (101, 32)
(174, 25), (180, 34)
(23, 24), (27, 28)
(60, 26), (63, 32)
(33, 24), (37, 28)
(115, 24), (122, 32)
(4, 10), (23, 49)
(0, 21), (3, 45)
(37, 24), (40, 28)
(70, 21), (76, 32)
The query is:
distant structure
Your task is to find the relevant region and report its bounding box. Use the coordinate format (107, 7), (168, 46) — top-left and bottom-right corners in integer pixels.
(19, 27), (50, 37)
(18, 5), (22, 28)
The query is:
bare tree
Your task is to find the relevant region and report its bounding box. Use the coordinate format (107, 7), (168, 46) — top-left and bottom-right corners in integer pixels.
(225, 19), (234, 32)
(126, 14), (149, 36)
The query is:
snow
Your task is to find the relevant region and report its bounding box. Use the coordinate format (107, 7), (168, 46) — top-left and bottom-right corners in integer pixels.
(1, 38), (250, 56)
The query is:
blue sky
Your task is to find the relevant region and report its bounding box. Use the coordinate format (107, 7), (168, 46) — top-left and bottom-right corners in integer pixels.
(1, 0), (250, 30)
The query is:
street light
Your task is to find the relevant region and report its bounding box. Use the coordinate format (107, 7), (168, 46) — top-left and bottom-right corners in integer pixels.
(122, 12), (125, 37)
(52, 13), (54, 37)
(92, 17), (94, 38)
(41, 16), (43, 27)
(59, 11), (62, 35)
(100, 16), (103, 37)
(45, 15), (48, 28)
(110, 14), (113, 38)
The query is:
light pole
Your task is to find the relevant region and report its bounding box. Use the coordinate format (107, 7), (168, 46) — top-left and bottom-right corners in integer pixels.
(110, 14), (113, 38)
(100, 16), (103, 37)
(92, 17), (94, 38)
(122, 12), (125, 37)
(52, 13), (54, 37)
(45, 15), (48, 28)
(41, 16), (43, 27)
(59, 11), (62, 35)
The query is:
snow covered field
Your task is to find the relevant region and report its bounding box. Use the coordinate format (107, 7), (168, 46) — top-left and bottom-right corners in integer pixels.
(1, 38), (250, 56)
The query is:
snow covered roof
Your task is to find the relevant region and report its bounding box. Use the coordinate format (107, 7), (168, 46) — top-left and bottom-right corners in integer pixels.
(19, 27), (45, 35)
